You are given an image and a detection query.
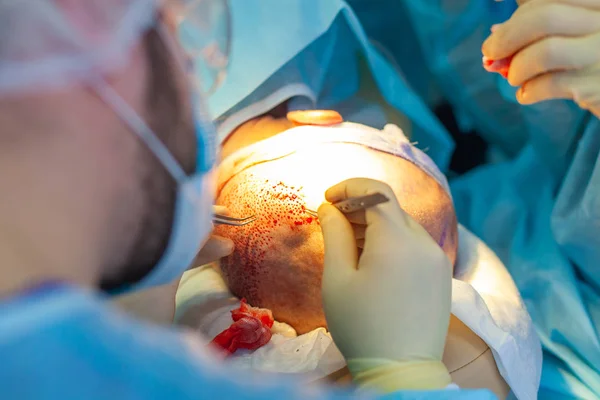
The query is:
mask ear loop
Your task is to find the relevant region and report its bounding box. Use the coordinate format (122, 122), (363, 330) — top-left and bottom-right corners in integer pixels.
(91, 71), (187, 184)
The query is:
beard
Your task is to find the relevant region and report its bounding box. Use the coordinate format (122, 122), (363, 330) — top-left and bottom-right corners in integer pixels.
(99, 29), (196, 291)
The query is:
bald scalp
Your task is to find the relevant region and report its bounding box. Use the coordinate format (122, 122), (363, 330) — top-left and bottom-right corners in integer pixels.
(215, 145), (457, 334)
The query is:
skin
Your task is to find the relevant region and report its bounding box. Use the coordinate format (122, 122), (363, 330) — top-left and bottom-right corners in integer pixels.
(216, 117), (458, 334)
(481, 0), (600, 116)
(0, 16), (200, 301)
(115, 235), (233, 324)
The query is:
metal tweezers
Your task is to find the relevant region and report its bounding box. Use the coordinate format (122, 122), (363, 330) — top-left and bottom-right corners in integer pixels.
(213, 213), (257, 226)
(213, 192), (388, 225)
(305, 192), (390, 218)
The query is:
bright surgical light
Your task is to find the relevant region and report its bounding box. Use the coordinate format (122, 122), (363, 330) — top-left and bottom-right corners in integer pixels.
(279, 143), (388, 211)
(218, 134), (389, 213)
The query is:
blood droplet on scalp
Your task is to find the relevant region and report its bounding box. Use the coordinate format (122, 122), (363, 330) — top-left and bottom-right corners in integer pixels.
(217, 173), (317, 297)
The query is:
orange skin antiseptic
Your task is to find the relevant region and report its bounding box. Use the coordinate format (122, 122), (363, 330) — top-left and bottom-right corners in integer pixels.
(216, 115), (458, 334)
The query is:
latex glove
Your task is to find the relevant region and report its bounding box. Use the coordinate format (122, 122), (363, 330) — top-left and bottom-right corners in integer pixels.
(482, 0), (600, 117)
(193, 232), (234, 268)
(318, 178), (453, 392)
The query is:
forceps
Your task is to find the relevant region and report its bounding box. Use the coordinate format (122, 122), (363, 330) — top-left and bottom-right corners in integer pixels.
(305, 192), (390, 218)
(213, 213), (257, 226)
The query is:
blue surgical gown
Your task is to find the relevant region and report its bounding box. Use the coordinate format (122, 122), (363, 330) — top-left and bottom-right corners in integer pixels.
(207, 1), (600, 398)
(0, 284), (496, 399)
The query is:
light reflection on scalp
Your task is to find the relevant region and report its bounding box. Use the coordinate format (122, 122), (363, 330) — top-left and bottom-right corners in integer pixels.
(215, 143), (458, 333)
(215, 173), (323, 327)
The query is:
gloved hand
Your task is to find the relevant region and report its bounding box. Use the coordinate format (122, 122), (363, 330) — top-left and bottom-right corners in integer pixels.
(482, 0), (600, 118)
(115, 206), (234, 324)
(317, 178), (453, 392)
(195, 206), (235, 266)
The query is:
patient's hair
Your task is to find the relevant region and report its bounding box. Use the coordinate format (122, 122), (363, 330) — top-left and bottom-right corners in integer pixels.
(215, 144), (458, 334)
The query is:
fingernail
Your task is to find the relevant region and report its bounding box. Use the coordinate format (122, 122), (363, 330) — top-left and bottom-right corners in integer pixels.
(217, 236), (234, 252)
(482, 57), (504, 73)
(481, 40), (489, 55)
(490, 24), (501, 33)
(516, 87), (526, 101)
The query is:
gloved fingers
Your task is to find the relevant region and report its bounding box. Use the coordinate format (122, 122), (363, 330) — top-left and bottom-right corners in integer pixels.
(526, 0), (600, 10)
(213, 205), (230, 215)
(343, 210), (366, 225)
(318, 203), (358, 281)
(507, 32), (600, 86)
(517, 65), (600, 115)
(325, 178), (396, 204)
(482, 2), (600, 61)
(324, 178), (409, 230)
(516, 0), (600, 11)
(353, 224), (366, 241)
(359, 211), (437, 269)
(193, 234), (234, 267)
(516, 0), (600, 14)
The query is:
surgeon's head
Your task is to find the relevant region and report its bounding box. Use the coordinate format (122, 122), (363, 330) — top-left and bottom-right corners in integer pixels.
(0, 6), (198, 292)
(215, 116), (458, 334)
(93, 29), (198, 290)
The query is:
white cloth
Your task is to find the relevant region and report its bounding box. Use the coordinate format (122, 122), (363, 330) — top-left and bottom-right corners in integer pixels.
(175, 225), (542, 400)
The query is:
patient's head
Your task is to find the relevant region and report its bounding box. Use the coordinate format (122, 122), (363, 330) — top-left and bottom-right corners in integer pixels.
(215, 117), (458, 334)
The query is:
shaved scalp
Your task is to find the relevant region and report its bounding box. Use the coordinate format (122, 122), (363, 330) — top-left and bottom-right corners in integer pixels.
(216, 147), (458, 333)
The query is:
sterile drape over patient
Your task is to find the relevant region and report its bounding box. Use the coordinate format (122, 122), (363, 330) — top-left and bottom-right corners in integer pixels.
(184, 1), (600, 398)
(176, 120), (542, 400)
